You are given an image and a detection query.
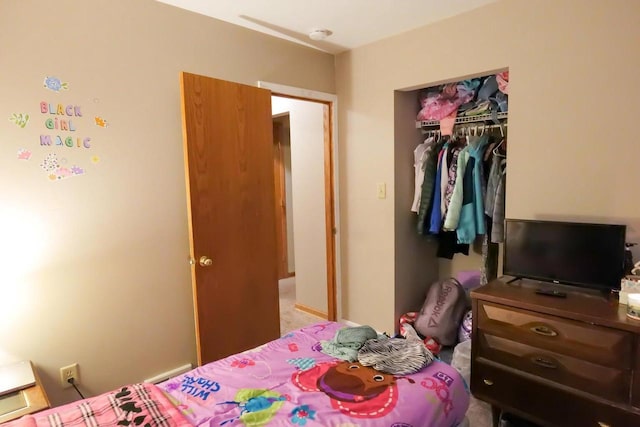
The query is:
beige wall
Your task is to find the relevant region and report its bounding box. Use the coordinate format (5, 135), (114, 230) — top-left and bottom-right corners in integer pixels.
(0, 0), (334, 406)
(336, 0), (640, 332)
(272, 97), (328, 314)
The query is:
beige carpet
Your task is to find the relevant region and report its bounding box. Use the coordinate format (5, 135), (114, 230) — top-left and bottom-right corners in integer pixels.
(279, 277), (325, 335)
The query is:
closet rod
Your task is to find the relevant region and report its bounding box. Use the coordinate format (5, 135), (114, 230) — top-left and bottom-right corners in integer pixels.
(459, 122), (508, 130)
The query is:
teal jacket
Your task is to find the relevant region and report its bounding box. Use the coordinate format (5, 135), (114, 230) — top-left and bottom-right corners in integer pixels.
(456, 135), (489, 244)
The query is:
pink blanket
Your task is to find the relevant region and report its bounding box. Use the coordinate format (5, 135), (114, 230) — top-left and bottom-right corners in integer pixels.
(4, 383), (191, 427)
(159, 322), (469, 426)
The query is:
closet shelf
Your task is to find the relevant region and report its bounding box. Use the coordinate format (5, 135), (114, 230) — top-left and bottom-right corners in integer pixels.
(415, 111), (508, 128)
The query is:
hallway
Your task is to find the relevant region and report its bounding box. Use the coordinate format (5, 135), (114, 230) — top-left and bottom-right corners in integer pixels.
(279, 277), (325, 334)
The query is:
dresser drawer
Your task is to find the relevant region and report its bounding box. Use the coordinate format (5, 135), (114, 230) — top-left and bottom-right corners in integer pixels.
(476, 332), (630, 403)
(476, 301), (633, 369)
(471, 360), (640, 427)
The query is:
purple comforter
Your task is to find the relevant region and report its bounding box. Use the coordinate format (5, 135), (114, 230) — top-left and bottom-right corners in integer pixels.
(159, 322), (469, 427)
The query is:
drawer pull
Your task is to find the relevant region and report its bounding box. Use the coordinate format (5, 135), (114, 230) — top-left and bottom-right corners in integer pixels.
(531, 356), (558, 369)
(530, 325), (558, 337)
(483, 379), (494, 386)
(597, 422), (611, 427)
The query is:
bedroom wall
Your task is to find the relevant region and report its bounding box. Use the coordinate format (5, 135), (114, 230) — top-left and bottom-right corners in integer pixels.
(335, 0), (640, 332)
(0, 0), (334, 406)
(272, 97), (328, 315)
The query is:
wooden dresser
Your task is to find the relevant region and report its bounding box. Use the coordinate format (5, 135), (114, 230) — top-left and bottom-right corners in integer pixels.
(471, 280), (640, 427)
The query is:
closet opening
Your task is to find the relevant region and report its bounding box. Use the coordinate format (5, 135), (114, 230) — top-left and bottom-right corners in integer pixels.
(394, 69), (509, 326)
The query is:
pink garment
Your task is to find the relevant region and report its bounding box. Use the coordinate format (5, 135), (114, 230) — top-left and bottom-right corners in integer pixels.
(497, 71), (509, 94)
(417, 84), (474, 122)
(439, 111), (457, 136)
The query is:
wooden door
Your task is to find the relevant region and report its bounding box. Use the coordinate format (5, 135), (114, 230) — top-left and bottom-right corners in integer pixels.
(272, 120), (289, 280)
(180, 72), (280, 365)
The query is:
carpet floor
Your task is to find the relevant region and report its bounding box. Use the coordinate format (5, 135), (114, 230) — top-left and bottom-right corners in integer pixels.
(279, 277), (326, 335)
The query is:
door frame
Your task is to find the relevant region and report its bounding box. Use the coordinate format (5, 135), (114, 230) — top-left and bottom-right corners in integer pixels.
(258, 81), (341, 322)
(271, 115), (293, 279)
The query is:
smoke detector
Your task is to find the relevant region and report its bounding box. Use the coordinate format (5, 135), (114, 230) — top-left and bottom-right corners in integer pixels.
(309, 29), (332, 41)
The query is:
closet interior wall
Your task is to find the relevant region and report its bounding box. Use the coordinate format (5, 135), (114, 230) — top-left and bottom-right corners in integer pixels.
(393, 90), (440, 328)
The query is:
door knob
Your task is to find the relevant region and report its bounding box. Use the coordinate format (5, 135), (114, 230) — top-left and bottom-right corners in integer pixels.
(199, 256), (213, 266)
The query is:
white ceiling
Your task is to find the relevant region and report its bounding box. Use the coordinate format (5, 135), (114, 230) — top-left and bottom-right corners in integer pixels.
(156, 0), (498, 54)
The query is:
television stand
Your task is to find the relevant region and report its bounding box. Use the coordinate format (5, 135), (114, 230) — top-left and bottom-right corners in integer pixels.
(504, 277), (613, 301)
(471, 279), (640, 427)
(534, 288), (567, 298)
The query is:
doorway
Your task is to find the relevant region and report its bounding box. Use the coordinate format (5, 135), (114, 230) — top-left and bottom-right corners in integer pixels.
(265, 86), (339, 334)
(272, 113), (295, 281)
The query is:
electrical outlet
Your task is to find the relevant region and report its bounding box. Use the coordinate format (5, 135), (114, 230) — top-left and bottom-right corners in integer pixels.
(59, 363), (80, 388)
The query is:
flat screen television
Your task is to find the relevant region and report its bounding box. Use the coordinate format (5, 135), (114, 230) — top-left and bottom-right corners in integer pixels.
(503, 219), (626, 291)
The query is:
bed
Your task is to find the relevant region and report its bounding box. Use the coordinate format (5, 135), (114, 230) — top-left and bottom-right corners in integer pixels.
(5, 322), (470, 427)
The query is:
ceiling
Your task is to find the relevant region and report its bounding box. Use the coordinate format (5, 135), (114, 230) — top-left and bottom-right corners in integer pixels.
(156, 0), (498, 54)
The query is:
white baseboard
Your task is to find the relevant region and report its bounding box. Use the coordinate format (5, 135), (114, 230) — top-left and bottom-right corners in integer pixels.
(340, 319), (385, 335)
(143, 363), (193, 384)
(340, 319), (361, 327)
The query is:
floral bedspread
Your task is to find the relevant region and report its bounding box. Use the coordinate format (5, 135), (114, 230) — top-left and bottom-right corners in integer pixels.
(159, 322), (469, 427)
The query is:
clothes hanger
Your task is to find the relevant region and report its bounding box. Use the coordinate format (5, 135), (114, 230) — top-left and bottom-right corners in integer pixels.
(492, 125), (507, 158)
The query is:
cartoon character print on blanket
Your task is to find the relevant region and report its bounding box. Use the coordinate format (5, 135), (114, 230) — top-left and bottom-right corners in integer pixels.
(421, 371), (457, 417)
(292, 360), (415, 419)
(217, 389), (288, 426)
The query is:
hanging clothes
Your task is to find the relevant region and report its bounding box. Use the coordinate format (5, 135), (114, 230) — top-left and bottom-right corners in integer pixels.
(437, 230), (470, 259)
(443, 146), (470, 230)
(456, 135), (490, 244)
(429, 144), (448, 234)
(442, 144), (462, 220)
(439, 144), (450, 216)
(411, 137), (435, 213)
(484, 148), (507, 243)
(485, 150), (504, 214)
(491, 164), (507, 243)
(417, 139), (444, 235)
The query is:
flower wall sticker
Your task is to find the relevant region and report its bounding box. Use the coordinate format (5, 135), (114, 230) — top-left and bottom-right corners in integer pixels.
(40, 153), (85, 181)
(94, 116), (108, 127)
(17, 149), (32, 160)
(43, 76), (69, 92)
(9, 113), (30, 128)
(41, 153), (60, 172)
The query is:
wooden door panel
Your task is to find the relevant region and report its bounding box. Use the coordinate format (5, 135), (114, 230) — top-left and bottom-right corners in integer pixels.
(181, 72), (280, 365)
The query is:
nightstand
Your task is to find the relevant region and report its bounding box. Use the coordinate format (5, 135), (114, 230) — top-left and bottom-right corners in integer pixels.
(0, 361), (50, 423)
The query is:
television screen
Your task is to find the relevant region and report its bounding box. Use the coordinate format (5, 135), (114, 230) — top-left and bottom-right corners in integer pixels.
(503, 219), (626, 290)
